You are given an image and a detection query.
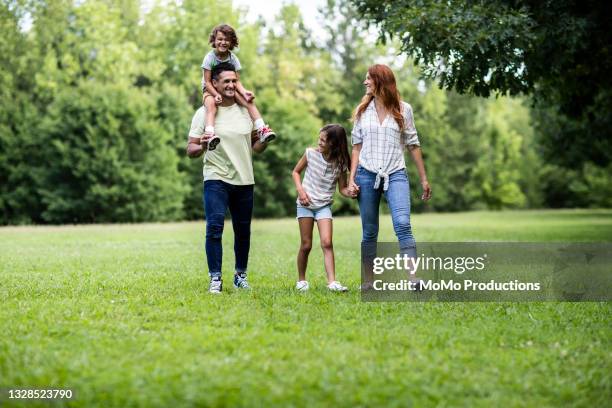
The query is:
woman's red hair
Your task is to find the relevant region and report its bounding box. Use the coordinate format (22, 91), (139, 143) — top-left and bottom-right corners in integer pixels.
(352, 64), (404, 132)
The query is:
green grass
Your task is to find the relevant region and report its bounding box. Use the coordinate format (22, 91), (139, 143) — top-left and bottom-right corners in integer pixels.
(1, 209), (611, 407)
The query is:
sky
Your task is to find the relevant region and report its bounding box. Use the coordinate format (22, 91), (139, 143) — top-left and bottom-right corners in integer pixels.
(20, 0), (357, 46)
(232, 0), (329, 41)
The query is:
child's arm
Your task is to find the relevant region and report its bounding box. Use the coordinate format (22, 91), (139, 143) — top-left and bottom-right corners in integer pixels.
(292, 153), (311, 206)
(338, 172), (353, 197)
(234, 72), (254, 102)
(203, 69), (222, 103)
(348, 144), (361, 196)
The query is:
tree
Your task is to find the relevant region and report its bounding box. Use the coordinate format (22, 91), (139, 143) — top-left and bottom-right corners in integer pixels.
(38, 81), (188, 223)
(350, 0), (612, 167)
(247, 4), (324, 217)
(0, 1), (42, 223)
(0, 0), (192, 224)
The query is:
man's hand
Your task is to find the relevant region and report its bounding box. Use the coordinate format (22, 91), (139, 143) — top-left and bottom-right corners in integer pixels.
(251, 130), (268, 153)
(214, 94), (222, 105)
(187, 136), (205, 158)
(200, 133), (214, 146)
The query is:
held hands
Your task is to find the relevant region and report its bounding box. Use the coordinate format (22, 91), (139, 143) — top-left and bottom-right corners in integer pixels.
(347, 179), (360, 198)
(214, 95), (222, 105)
(421, 180), (432, 201)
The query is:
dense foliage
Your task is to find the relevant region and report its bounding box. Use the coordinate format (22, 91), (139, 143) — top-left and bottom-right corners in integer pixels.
(351, 0), (612, 208)
(0, 0), (607, 224)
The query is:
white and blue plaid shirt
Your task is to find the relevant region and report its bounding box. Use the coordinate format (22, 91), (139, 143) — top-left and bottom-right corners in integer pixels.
(351, 100), (420, 190)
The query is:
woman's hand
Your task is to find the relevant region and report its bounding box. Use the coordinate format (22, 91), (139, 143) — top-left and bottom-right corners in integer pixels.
(298, 190), (312, 206)
(421, 180), (431, 201)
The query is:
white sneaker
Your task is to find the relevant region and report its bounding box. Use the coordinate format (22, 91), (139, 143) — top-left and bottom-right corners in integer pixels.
(209, 278), (222, 294)
(296, 280), (309, 291)
(257, 125), (276, 144)
(327, 281), (348, 292)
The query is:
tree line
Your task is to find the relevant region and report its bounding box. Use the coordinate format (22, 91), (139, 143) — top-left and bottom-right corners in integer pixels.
(0, 0), (609, 225)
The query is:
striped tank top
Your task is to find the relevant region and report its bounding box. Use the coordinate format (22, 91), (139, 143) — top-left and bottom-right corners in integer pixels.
(297, 148), (340, 209)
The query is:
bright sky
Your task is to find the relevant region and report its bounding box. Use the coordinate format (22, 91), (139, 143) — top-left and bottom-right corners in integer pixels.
(232, 0), (328, 41)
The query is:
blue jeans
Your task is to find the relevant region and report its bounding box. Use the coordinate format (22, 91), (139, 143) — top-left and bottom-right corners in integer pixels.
(203, 180), (254, 279)
(355, 165), (416, 258)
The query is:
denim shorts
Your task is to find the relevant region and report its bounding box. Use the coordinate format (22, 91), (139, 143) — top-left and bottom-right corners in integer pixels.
(296, 204), (332, 220)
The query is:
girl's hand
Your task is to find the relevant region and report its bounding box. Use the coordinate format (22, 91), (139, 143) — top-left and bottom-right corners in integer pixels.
(298, 190), (312, 206)
(421, 180), (432, 201)
(214, 95), (222, 105)
(243, 91), (255, 102)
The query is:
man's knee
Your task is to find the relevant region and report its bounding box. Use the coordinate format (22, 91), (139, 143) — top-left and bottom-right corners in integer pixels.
(206, 214), (225, 239)
(232, 218), (251, 239)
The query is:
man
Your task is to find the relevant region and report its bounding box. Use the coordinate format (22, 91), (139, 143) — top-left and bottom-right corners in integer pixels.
(187, 62), (269, 294)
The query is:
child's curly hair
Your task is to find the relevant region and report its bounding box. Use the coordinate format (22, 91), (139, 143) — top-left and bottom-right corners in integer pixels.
(208, 24), (239, 50)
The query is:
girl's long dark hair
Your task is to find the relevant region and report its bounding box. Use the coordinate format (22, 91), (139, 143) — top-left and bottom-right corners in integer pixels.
(320, 124), (351, 173)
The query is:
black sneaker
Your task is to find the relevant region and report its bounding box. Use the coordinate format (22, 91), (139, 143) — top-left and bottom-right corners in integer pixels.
(207, 135), (220, 151)
(233, 273), (250, 289)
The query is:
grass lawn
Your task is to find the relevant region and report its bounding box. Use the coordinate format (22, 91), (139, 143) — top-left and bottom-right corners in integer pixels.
(1, 209), (611, 407)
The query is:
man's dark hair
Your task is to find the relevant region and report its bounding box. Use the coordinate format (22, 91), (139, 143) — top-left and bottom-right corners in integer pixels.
(211, 62), (237, 81)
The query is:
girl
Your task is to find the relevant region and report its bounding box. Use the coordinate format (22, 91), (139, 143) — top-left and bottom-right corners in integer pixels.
(292, 124), (353, 292)
(201, 24), (276, 150)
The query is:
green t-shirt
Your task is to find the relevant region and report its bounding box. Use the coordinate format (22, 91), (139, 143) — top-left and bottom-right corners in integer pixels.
(188, 104), (254, 185)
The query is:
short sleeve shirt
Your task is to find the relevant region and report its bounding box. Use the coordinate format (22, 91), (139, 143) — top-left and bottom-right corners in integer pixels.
(188, 105), (254, 185)
(351, 100), (420, 190)
(201, 51), (242, 91)
(297, 148), (340, 209)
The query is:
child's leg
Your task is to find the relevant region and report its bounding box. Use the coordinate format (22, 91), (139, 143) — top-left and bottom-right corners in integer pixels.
(204, 94), (217, 131)
(235, 93), (276, 143)
(297, 217), (314, 282)
(316, 219), (336, 283)
(235, 92), (261, 121)
(203, 94), (220, 150)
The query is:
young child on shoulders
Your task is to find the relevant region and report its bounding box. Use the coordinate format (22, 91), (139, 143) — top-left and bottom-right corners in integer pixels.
(201, 24), (276, 150)
(291, 124), (354, 292)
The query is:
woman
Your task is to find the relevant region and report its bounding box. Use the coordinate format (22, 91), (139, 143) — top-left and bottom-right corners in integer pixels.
(348, 64), (431, 286)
